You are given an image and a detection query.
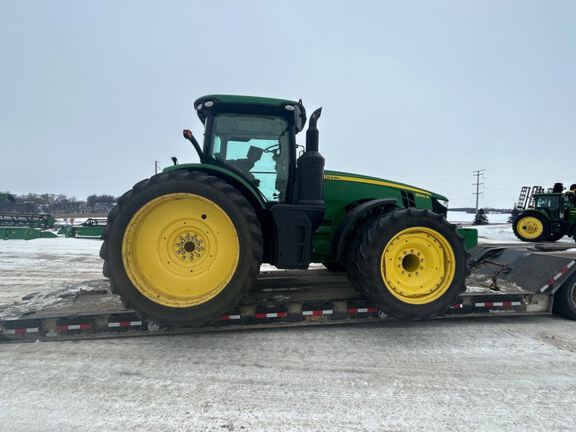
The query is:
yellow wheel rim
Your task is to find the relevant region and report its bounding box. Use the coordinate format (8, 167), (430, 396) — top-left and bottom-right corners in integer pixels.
(516, 216), (544, 240)
(122, 193), (239, 308)
(380, 227), (456, 305)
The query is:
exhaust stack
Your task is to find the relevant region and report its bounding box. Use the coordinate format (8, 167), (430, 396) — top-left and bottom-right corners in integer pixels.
(295, 108), (325, 206)
(306, 107), (322, 152)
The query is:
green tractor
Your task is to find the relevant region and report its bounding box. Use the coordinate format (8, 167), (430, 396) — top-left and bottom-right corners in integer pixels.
(101, 95), (477, 325)
(513, 183), (576, 242)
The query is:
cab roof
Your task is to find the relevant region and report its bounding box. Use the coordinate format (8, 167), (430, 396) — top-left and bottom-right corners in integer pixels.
(194, 94), (306, 131)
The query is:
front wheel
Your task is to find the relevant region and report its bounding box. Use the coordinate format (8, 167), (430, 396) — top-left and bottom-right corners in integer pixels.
(513, 213), (549, 242)
(346, 208), (469, 320)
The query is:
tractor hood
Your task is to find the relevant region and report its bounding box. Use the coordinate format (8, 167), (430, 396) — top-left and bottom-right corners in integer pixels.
(324, 170), (449, 203)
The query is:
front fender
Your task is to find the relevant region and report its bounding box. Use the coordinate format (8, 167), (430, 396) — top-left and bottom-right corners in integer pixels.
(332, 198), (398, 262)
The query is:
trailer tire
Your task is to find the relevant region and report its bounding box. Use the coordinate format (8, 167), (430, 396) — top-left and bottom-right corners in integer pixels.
(101, 170), (262, 326)
(347, 208), (469, 320)
(553, 276), (576, 320)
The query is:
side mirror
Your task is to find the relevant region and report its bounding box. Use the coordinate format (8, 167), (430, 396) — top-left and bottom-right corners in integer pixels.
(182, 129), (205, 162)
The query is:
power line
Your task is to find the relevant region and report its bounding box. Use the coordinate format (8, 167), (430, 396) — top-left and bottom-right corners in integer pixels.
(473, 169), (485, 212)
(0, 170), (151, 182)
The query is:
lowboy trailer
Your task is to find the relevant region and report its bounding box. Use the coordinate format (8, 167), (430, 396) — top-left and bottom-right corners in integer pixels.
(1, 246), (576, 343)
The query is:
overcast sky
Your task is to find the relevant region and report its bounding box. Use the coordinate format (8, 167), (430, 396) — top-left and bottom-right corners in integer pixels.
(1, 1), (574, 208)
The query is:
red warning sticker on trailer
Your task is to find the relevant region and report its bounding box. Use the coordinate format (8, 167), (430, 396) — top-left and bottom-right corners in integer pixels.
(347, 307), (378, 314)
(474, 301), (522, 308)
(540, 260), (575, 292)
(255, 312), (287, 319)
(56, 323), (91, 331)
(107, 321), (142, 328)
(303, 309), (334, 316)
(2, 327), (39, 335)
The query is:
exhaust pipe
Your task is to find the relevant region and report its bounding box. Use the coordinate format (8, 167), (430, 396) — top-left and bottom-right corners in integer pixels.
(296, 107), (325, 206)
(306, 108), (322, 152)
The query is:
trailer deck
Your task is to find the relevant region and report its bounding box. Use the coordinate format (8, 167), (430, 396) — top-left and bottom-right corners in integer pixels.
(1, 246), (575, 343)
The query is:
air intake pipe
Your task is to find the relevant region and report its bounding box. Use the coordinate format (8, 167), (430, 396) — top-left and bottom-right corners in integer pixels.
(295, 108), (325, 206)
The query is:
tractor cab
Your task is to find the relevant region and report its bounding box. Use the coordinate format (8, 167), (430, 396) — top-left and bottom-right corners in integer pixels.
(534, 193), (562, 219)
(192, 95), (310, 204)
(534, 191), (576, 221)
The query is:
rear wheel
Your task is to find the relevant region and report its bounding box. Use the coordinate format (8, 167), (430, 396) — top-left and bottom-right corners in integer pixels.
(346, 208), (469, 320)
(513, 213), (549, 242)
(553, 276), (576, 320)
(100, 170), (262, 325)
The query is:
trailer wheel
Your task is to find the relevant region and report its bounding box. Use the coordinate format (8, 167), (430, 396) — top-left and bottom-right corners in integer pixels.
(513, 213), (549, 242)
(346, 208), (469, 320)
(553, 276), (576, 320)
(100, 170), (262, 325)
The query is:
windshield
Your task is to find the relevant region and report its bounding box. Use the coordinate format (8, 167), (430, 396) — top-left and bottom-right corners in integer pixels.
(535, 195), (559, 210)
(210, 114), (291, 202)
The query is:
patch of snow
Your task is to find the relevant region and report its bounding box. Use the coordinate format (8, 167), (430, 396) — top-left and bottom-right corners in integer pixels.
(0, 279), (109, 320)
(447, 210), (512, 225)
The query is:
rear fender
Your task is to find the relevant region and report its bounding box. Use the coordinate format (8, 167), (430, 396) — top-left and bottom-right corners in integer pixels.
(519, 209), (550, 221)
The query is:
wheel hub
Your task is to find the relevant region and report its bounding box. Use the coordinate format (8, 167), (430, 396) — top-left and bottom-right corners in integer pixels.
(517, 216), (544, 240)
(175, 232), (204, 260)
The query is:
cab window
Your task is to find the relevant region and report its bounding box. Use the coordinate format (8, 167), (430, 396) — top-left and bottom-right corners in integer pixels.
(209, 114), (291, 202)
(535, 195), (559, 210)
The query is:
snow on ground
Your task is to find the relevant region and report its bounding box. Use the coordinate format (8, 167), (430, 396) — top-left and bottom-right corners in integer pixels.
(447, 210), (512, 225)
(2, 317), (576, 431)
(0, 237), (104, 307)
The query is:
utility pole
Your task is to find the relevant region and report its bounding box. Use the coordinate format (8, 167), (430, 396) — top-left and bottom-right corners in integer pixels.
(473, 169), (485, 212)
(154, 161), (160, 175)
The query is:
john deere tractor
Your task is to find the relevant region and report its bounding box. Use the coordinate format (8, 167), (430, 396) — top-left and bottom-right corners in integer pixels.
(101, 95), (476, 325)
(513, 183), (576, 242)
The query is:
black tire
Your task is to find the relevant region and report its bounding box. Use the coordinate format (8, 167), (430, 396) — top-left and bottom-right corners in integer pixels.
(100, 170), (262, 325)
(553, 275), (576, 320)
(346, 208), (469, 320)
(547, 233), (564, 242)
(513, 212), (549, 242)
(344, 216), (380, 298)
(323, 261), (346, 272)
